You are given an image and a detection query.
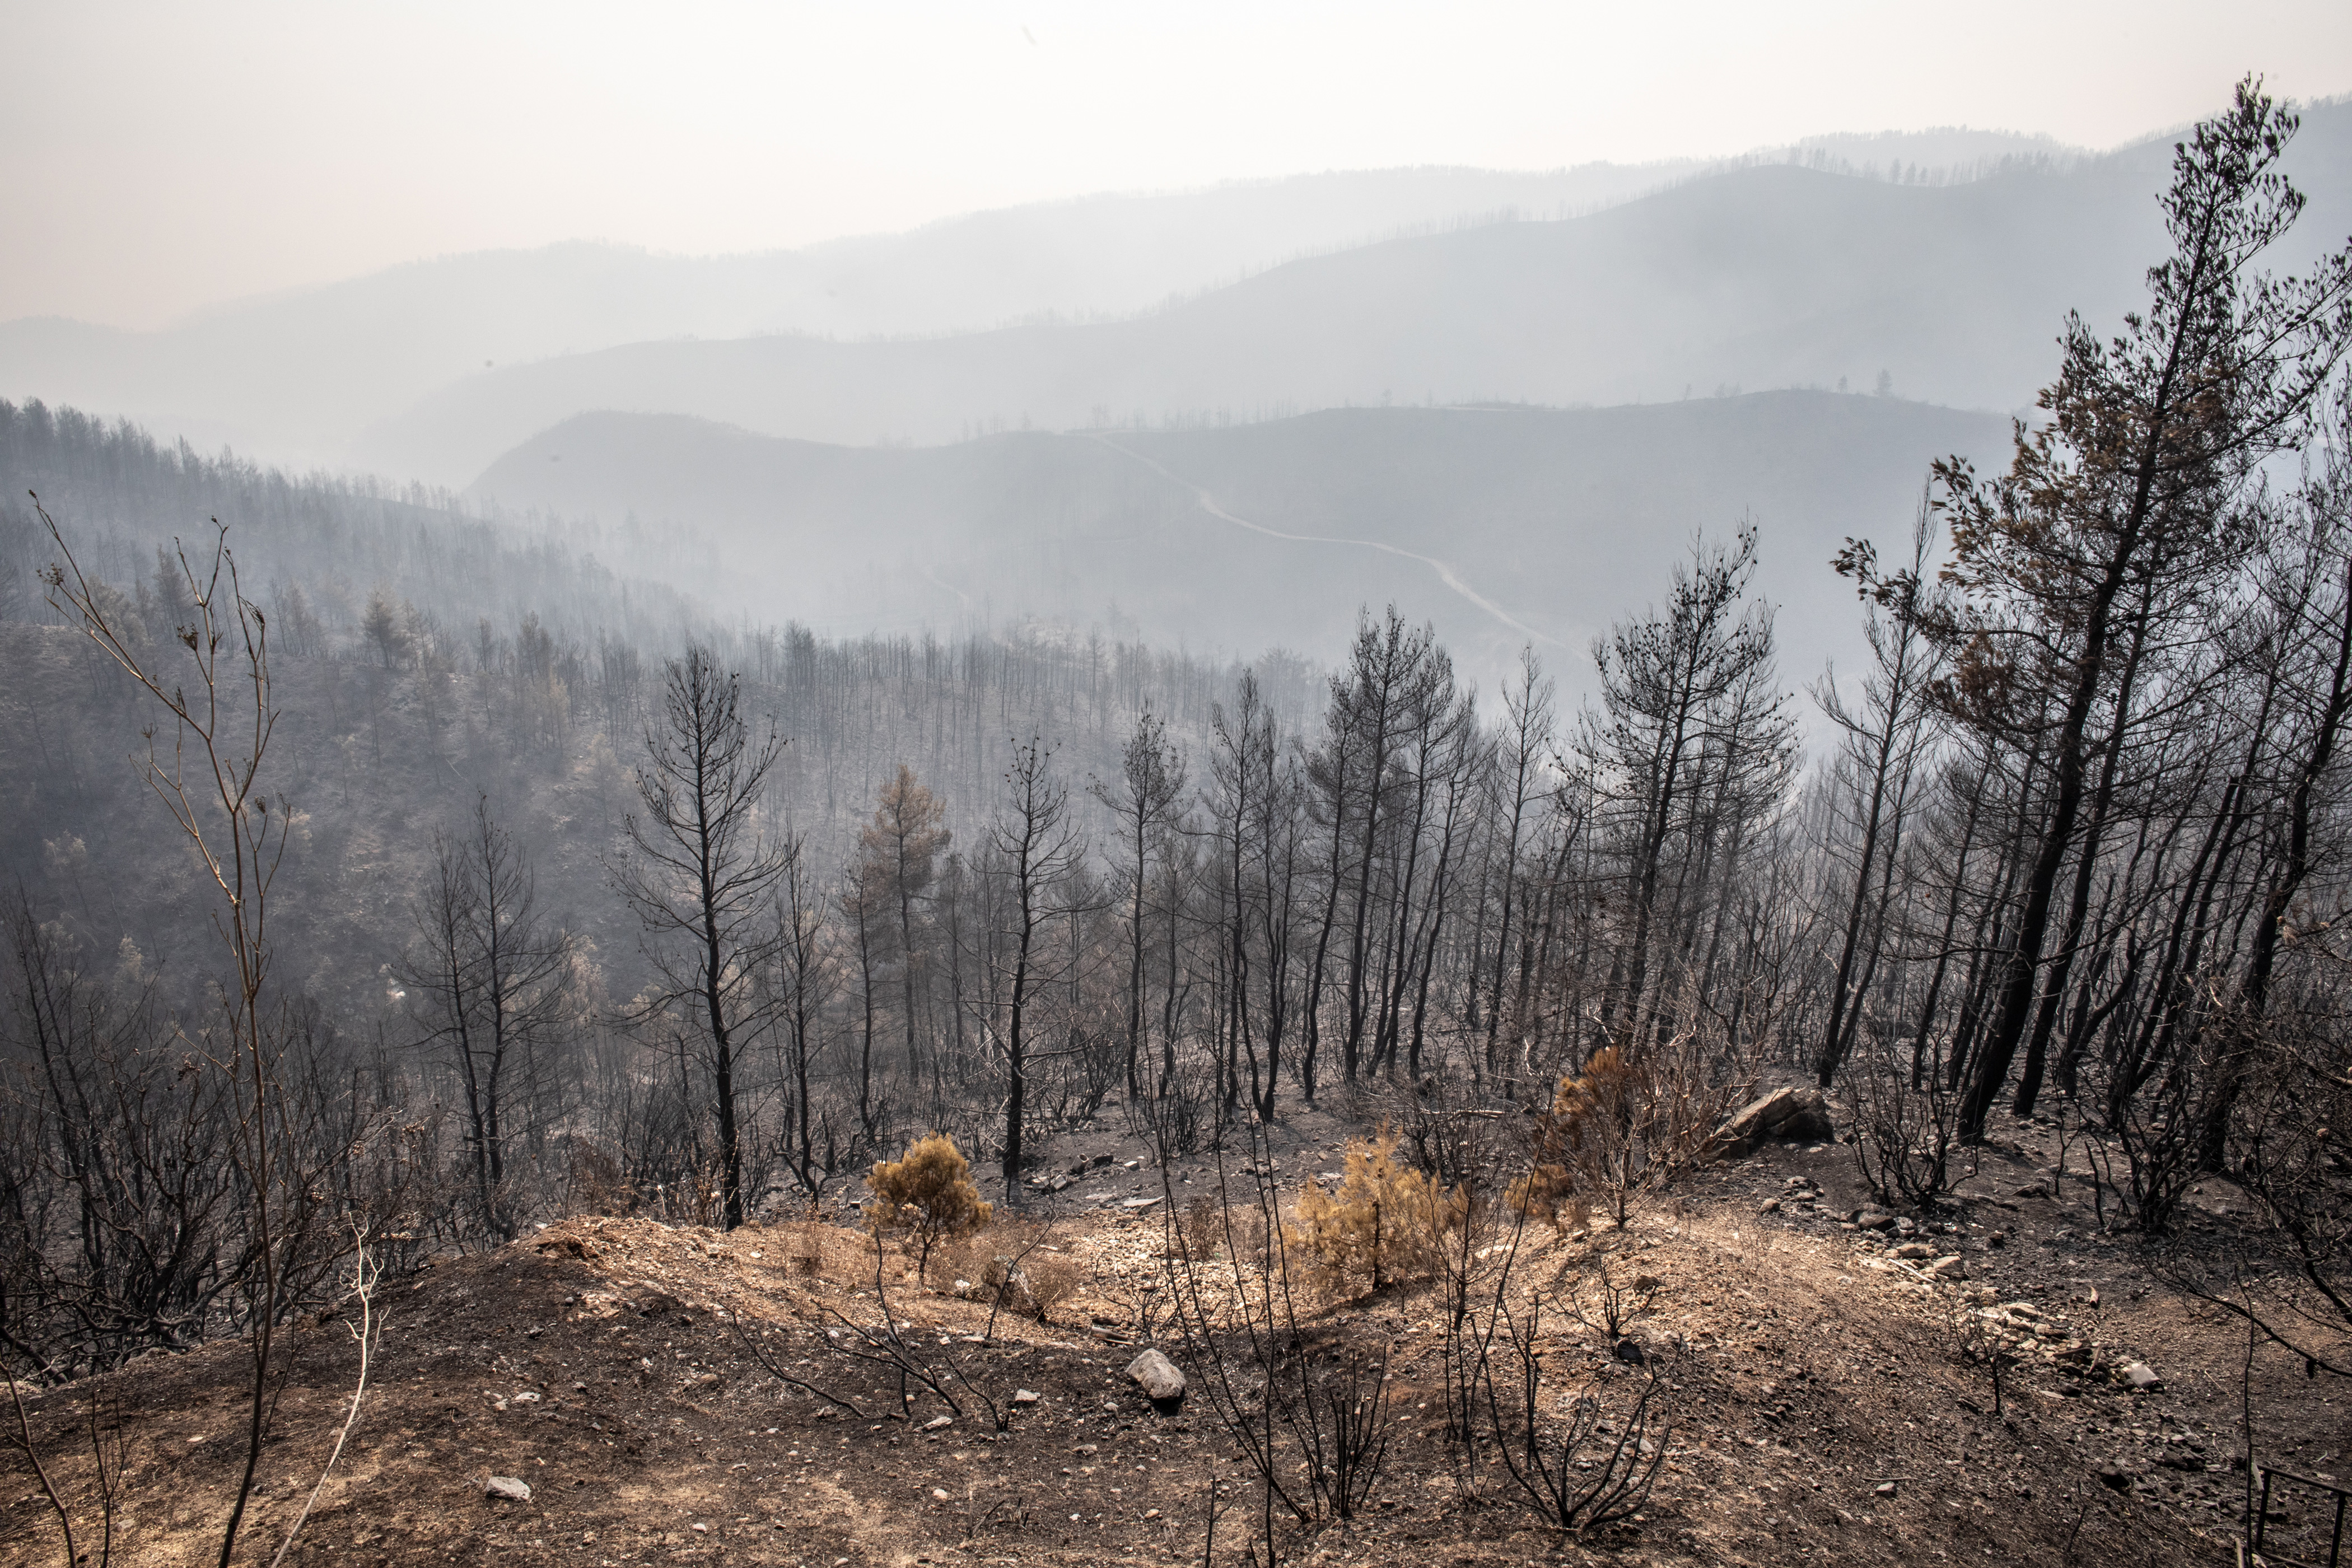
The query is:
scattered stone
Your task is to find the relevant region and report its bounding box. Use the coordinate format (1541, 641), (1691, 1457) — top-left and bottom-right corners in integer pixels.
(1013, 1389), (1042, 1406)
(2122, 1361), (2162, 1392)
(931, 1487), (951, 1502)
(1925, 1256), (1970, 1281)
(1875, 1481), (1898, 1497)
(1758, 1198), (1781, 1215)
(1632, 1274), (1663, 1291)
(1891, 1242), (1937, 1260)
(1612, 1337), (1648, 1366)
(924, 1415), (954, 1431)
(1855, 1210), (1897, 1231)
(1127, 1349), (1186, 1407)
(1121, 1196), (1162, 1210)
(484, 1476), (532, 1503)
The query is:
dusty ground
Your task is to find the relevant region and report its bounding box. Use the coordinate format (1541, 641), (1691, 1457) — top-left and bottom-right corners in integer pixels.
(2, 1100), (2343, 1567)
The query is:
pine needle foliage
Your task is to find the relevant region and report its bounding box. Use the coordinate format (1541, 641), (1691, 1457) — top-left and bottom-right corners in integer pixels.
(866, 1133), (993, 1280)
(1290, 1126), (1465, 1293)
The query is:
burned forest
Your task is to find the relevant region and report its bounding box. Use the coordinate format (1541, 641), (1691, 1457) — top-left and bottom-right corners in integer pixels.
(2, 59), (2351, 1568)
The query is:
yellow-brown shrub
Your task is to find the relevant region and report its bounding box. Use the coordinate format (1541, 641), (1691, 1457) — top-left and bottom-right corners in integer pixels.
(1513, 1040), (1732, 1229)
(1289, 1126), (1467, 1292)
(1506, 1047), (1636, 1226)
(865, 1132), (992, 1278)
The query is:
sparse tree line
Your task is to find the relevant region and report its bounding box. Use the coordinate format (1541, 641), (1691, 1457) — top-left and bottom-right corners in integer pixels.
(0, 83), (2348, 1509)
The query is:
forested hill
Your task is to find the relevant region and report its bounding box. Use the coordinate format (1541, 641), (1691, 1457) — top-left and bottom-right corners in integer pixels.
(0, 397), (1309, 1021)
(0, 398), (700, 651)
(471, 391), (2014, 691)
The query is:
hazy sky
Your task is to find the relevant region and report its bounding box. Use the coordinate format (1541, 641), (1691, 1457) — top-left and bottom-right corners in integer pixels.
(6, 1), (2348, 329)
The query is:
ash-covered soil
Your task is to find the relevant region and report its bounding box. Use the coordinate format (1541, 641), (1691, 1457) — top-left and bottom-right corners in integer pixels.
(3, 1108), (2341, 1567)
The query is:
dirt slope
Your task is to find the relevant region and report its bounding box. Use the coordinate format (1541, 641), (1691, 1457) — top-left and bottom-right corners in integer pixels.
(2, 1132), (2333, 1566)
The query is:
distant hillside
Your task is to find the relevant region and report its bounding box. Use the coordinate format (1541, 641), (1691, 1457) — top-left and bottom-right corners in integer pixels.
(0, 164), (1719, 469)
(0, 127), (2102, 480)
(470, 392), (2015, 693)
(367, 102), (2350, 485)
(0, 398), (700, 651)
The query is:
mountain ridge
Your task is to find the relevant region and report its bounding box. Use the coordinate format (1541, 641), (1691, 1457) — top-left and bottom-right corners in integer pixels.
(363, 105), (2349, 485)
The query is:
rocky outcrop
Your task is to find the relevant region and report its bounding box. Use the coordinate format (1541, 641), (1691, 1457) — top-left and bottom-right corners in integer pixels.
(1711, 1086), (1835, 1158)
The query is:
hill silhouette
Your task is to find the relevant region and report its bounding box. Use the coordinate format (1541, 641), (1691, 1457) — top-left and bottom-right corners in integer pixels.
(471, 392), (2014, 690)
(357, 104), (2349, 486)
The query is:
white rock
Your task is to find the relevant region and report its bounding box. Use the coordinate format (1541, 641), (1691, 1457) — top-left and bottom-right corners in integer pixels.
(1126, 1348), (1186, 1403)
(924, 1415), (954, 1430)
(484, 1475), (532, 1502)
(2123, 1361), (2162, 1391)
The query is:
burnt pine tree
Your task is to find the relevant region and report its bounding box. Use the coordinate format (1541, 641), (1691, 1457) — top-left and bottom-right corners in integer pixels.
(395, 797), (574, 1240)
(1934, 79), (2352, 1142)
(1818, 504), (1945, 1086)
(855, 766), (950, 1090)
(614, 646), (790, 1229)
(993, 738), (1088, 1201)
(1580, 524), (1779, 1053)
(1090, 706), (1186, 1098)
(772, 835), (839, 1195)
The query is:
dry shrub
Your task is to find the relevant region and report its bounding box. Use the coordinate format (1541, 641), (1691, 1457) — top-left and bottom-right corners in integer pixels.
(1025, 1247), (1081, 1320)
(1511, 1038), (1744, 1229)
(1289, 1126), (1467, 1293)
(1506, 1048), (1636, 1224)
(930, 1218), (1080, 1321)
(1505, 1163), (1590, 1234)
(932, 1217), (1074, 1321)
(1178, 1194), (1228, 1263)
(865, 1132), (993, 1280)
(933, 1229), (996, 1292)
(566, 1140), (638, 1217)
(769, 1219), (844, 1282)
